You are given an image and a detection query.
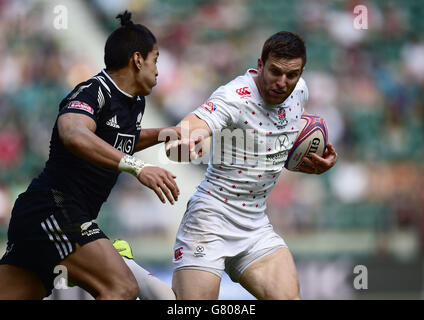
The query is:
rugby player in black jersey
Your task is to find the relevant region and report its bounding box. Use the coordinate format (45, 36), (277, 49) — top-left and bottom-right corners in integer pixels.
(0, 11), (178, 300)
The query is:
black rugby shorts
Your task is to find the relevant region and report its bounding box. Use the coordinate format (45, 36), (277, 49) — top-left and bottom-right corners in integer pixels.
(0, 190), (108, 296)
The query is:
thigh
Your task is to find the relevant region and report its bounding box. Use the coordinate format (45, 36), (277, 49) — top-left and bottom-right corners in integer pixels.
(0, 265), (46, 300)
(172, 269), (221, 300)
(172, 200), (228, 286)
(239, 248), (300, 300)
(2, 191), (116, 297)
(61, 238), (137, 299)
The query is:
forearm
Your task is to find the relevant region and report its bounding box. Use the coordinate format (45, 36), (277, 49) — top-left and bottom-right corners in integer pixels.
(135, 128), (164, 151)
(165, 114), (212, 162)
(58, 113), (153, 180)
(61, 125), (125, 170)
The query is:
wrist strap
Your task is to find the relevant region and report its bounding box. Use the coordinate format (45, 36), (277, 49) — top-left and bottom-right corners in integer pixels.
(118, 155), (150, 178)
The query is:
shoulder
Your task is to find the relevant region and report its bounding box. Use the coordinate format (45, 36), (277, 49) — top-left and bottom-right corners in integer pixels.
(293, 77), (309, 101)
(91, 74), (112, 99)
(63, 74), (112, 115)
(210, 72), (251, 104)
(295, 77), (308, 92)
(71, 74), (113, 99)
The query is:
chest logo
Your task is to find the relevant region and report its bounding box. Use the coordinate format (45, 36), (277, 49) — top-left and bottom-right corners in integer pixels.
(277, 107), (288, 128)
(106, 115), (120, 129)
(114, 133), (135, 154)
(274, 134), (290, 152)
(236, 86), (251, 98)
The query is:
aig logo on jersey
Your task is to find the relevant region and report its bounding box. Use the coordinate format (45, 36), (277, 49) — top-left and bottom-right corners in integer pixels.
(114, 133), (135, 154)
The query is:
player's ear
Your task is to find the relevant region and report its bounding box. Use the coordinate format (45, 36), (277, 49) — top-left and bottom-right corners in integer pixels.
(132, 51), (144, 70)
(257, 58), (263, 72)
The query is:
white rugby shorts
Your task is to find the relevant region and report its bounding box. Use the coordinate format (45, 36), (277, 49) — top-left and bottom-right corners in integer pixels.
(173, 194), (288, 282)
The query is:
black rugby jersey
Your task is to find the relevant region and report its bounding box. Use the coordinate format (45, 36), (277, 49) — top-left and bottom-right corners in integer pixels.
(27, 69), (145, 219)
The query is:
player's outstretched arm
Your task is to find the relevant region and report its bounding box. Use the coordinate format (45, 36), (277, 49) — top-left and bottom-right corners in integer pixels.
(165, 114), (212, 162)
(58, 113), (125, 168)
(298, 142), (338, 174)
(58, 113), (179, 204)
(134, 127), (181, 152)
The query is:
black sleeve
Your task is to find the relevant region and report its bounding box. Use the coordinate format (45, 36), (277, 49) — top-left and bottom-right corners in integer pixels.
(59, 79), (105, 123)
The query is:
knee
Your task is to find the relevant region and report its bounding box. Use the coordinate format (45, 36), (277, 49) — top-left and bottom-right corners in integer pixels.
(280, 285), (301, 300)
(286, 292), (301, 300)
(120, 279), (139, 300)
(264, 291), (301, 300)
(263, 284), (301, 300)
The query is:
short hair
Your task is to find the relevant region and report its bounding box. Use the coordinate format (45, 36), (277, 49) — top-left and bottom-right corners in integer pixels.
(261, 31), (306, 67)
(104, 10), (157, 71)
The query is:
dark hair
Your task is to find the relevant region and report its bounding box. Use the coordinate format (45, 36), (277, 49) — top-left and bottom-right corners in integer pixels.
(104, 10), (157, 71)
(261, 31), (306, 67)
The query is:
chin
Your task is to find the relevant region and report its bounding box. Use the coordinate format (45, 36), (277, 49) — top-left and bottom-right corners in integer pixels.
(140, 88), (152, 96)
(266, 97), (285, 105)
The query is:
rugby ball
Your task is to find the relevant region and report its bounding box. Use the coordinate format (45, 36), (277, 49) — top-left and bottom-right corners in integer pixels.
(284, 114), (328, 171)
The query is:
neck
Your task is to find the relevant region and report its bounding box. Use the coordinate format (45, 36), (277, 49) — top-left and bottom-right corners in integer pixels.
(253, 74), (265, 101)
(105, 68), (137, 97)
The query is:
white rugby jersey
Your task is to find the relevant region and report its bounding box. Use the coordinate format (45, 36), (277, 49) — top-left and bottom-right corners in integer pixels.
(191, 69), (308, 228)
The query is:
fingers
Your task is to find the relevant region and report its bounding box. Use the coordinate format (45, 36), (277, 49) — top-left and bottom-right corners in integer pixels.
(298, 162), (316, 174)
(152, 186), (166, 204)
(158, 183), (175, 205)
(195, 135), (204, 143)
(163, 175), (179, 202)
(165, 139), (181, 153)
(323, 143), (337, 159)
(308, 152), (324, 163)
(166, 171), (179, 192)
(152, 179), (177, 205)
(326, 142), (335, 153)
(298, 143), (338, 174)
(139, 167), (180, 204)
(300, 156), (315, 168)
(155, 170), (179, 204)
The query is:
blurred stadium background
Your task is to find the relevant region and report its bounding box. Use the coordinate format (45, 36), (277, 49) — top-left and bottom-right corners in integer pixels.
(1, 0), (424, 299)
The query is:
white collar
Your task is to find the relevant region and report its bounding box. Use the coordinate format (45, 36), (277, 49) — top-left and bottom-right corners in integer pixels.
(245, 69), (267, 106)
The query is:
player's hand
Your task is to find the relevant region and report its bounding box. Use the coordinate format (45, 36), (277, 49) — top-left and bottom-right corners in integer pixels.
(137, 166), (180, 204)
(298, 143), (338, 174)
(161, 126), (182, 142)
(165, 135), (204, 162)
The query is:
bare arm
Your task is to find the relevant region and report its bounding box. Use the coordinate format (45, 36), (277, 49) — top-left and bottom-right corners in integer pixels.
(58, 113), (124, 169)
(135, 128), (182, 152)
(177, 113), (212, 136)
(57, 113), (180, 204)
(165, 114), (212, 162)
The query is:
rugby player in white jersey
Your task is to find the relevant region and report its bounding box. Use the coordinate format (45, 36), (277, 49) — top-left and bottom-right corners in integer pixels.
(166, 31), (338, 299)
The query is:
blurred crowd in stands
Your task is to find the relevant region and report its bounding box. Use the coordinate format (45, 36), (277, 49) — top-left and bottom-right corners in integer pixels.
(1, 0), (423, 256)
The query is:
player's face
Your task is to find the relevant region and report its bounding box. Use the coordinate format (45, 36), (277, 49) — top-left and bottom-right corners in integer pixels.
(256, 55), (303, 105)
(136, 45), (159, 96)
